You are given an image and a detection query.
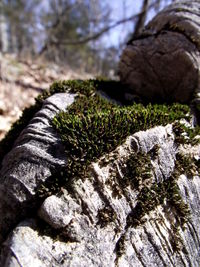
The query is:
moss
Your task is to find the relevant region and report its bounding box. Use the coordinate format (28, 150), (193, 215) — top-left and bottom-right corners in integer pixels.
(121, 152), (152, 191)
(0, 79), (199, 250)
(173, 122), (200, 146)
(36, 168), (68, 200)
(49, 79), (195, 248)
(34, 80), (199, 207)
(148, 144), (160, 160)
(126, 176), (189, 228)
(52, 91), (190, 192)
(123, 146), (198, 252)
(0, 79), (193, 168)
(175, 153), (199, 179)
(122, 165), (190, 253)
(0, 79), (102, 164)
(114, 233), (126, 259)
(125, 150), (194, 227)
(97, 206), (117, 228)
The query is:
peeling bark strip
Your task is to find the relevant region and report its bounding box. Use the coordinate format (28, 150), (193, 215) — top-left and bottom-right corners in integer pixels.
(0, 93), (75, 243)
(119, 0), (200, 103)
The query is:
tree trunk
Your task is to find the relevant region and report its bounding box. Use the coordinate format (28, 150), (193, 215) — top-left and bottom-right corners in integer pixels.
(0, 92), (199, 266)
(132, 0), (149, 38)
(0, 2), (9, 53)
(119, 0), (200, 104)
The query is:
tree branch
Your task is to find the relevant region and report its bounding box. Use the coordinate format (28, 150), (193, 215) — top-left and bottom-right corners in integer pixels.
(132, 0), (149, 38)
(39, 2), (156, 55)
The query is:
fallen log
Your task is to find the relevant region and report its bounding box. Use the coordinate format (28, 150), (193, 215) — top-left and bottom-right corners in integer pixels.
(119, 0), (200, 104)
(0, 80), (199, 267)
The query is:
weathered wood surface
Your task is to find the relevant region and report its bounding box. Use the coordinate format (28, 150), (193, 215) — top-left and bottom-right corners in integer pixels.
(0, 1), (200, 266)
(119, 0), (200, 103)
(0, 93), (199, 266)
(0, 93), (75, 243)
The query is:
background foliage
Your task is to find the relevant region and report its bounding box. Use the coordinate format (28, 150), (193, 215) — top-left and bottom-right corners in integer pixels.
(0, 0), (175, 75)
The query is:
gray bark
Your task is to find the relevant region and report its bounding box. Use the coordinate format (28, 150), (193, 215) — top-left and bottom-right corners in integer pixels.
(0, 93), (199, 266)
(119, 0), (200, 103)
(0, 92), (75, 243)
(0, 1), (200, 265)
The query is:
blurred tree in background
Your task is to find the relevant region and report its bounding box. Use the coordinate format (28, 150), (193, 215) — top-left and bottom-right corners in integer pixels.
(0, 0), (39, 55)
(0, 0), (175, 76)
(39, 0), (111, 72)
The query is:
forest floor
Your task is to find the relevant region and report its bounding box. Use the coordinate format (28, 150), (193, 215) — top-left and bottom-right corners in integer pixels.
(0, 54), (92, 140)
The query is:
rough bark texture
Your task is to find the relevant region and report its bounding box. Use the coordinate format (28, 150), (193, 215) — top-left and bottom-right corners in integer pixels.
(0, 92), (75, 243)
(119, 0), (200, 103)
(0, 93), (199, 266)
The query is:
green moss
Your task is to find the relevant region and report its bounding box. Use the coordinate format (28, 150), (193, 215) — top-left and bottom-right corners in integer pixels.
(52, 92), (190, 190)
(0, 78), (198, 254)
(125, 148), (195, 227)
(121, 153), (192, 253)
(175, 153), (199, 179)
(0, 81), (198, 213)
(173, 122), (200, 146)
(97, 206), (117, 228)
(0, 79), (101, 164)
(1, 79), (195, 168)
(121, 151), (152, 190)
(35, 79), (200, 205)
(0, 78), (199, 252)
(49, 80), (197, 252)
(0, 79), (198, 198)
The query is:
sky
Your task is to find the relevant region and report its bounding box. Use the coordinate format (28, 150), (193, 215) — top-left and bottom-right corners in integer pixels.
(36, 0), (173, 52)
(104, 0), (142, 47)
(104, 0), (173, 47)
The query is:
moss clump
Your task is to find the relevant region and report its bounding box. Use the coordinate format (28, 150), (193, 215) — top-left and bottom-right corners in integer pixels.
(1, 79), (199, 251)
(173, 122), (200, 146)
(0, 79), (198, 199)
(49, 81), (197, 252)
(0, 79), (193, 167)
(34, 79), (195, 203)
(121, 152), (192, 253)
(111, 148), (193, 255)
(129, 177), (190, 226)
(97, 206), (117, 228)
(125, 149), (195, 229)
(175, 153), (199, 179)
(37, 79), (199, 201)
(119, 152), (152, 191)
(52, 90), (190, 189)
(0, 79), (104, 164)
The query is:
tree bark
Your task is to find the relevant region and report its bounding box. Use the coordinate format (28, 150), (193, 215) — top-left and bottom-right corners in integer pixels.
(0, 96), (199, 266)
(132, 0), (149, 38)
(0, 2), (9, 53)
(119, 0), (200, 104)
